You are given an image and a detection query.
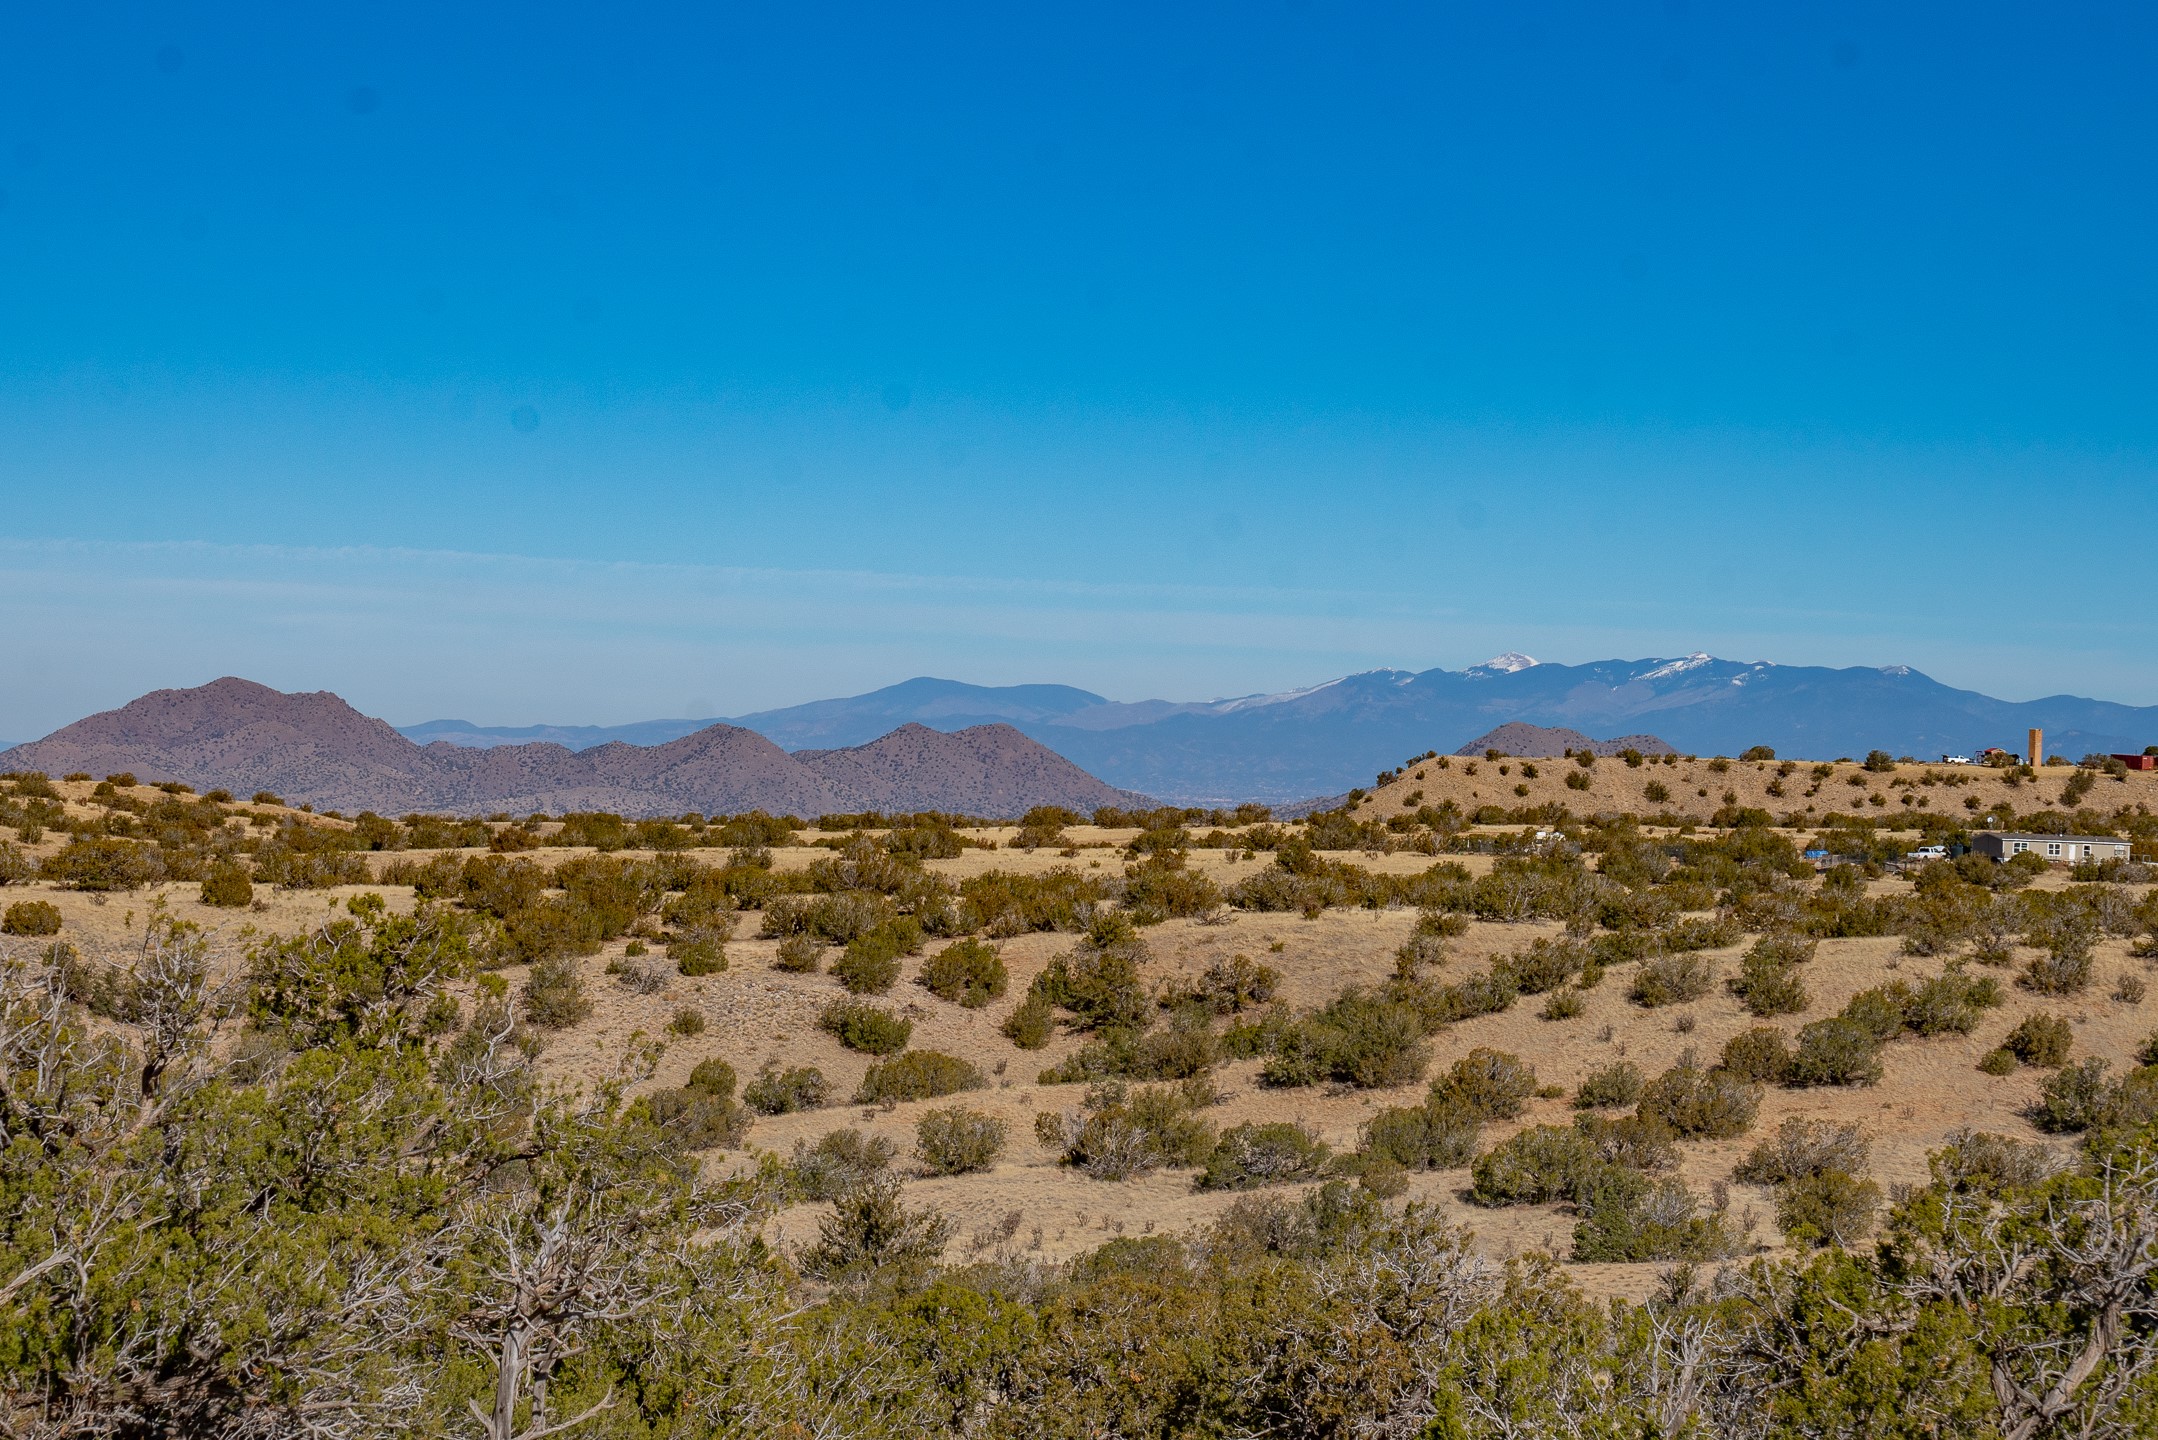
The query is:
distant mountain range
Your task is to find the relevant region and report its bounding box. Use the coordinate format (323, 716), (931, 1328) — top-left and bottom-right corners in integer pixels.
(11, 657), (2154, 813)
(0, 679), (1145, 818)
(399, 653), (2158, 802)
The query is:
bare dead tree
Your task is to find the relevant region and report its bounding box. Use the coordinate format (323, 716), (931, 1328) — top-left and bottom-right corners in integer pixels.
(1893, 1149), (2158, 1440)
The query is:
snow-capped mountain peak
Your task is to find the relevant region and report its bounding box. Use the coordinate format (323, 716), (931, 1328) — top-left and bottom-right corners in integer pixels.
(1207, 677), (1347, 714)
(1639, 653), (1715, 682)
(1468, 652), (1540, 676)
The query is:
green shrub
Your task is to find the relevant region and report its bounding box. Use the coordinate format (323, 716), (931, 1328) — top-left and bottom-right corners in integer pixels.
(819, 998), (913, 1055)
(1000, 993), (1055, 1049)
(499, 898), (607, 964)
(1433, 1048), (1538, 1121)
(1415, 908), (1471, 939)
(1573, 1111), (1679, 1171)
(915, 1106), (1007, 1175)
(1728, 936), (1811, 1015)
(1776, 1170), (1881, 1248)
(686, 1057), (737, 1100)
(1752, 936), (1821, 967)
(1358, 1097), (1482, 1171)
(646, 1083), (748, 1150)
(917, 938), (1007, 1007)
(1122, 856), (1225, 924)
(833, 918), (924, 993)
(669, 1006), (706, 1036)
(958, 866), (1113, 935)
(762, 890), (897, 944)
(1, 900), (62, 937)
(1193, 954), (1281, 1013)
(1197, 1122), (1331, 1191)
(1499, 937), (1588, 995)
(1358, 1159), (1411, 1198)
(772, 935), (824, 973)
(855, 1050), (984, 1104)
(1428, 968), (1521, 1022)
(1219, 1003), (1296, 1060)
(1027, 924), (1151, 1032)
(0, 841), (28, 886)
(1978, 1047), (2018, 1075)
(1840, 985), (1911, 1042)
(1393, 932), (1450, 976)
(2023, 945), (2096, 996)
(1318, 991), (1430, 1088)
(1788, 1017), (1884, 1087)
(1574, 1060), (1645, 1110)
(2105, 1065), (2158, 1131)
(789, 1127), (897, 1200)
(1261, 989), (1428, 1090)
(798, 1174), (955, 1282)
(1735, 1117), (1870, 1184)
(1730, 960), (1810, 1016)
(1660, 914), (1742, 952)
(1572, 1169), (1739, 1262)
(40, 836), (165, 891)
(520, 955), (591, 1029)
(1932, 1128), (2057, 1191)
(744, 1064), (828, 1115)
(1041, 1009), (1220, 1084)
(1538, 988), (1586, 1020)
(1042, 1081), (1217, 1179)
(1630, 951), (1715, 1007)
(670, 926), (728, 976)
(1636, 1057), (1759, 1139)
(2037, 1058), (2115, 1133)
(1721, 1026), (1795, 1083)
(252, 846), (373, 890)
(1470, 1124), (1600, 1205)
(199, 862), (254, 909)
(1903, 968), (2002, 1036)
(2005, 1012), (2073, 1067)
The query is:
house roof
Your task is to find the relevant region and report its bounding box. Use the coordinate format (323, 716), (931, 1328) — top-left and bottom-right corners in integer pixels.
(1976, 831), (2127, 845)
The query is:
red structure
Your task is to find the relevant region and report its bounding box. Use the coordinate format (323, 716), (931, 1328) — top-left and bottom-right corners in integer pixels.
(2114, 753), (2158, 771)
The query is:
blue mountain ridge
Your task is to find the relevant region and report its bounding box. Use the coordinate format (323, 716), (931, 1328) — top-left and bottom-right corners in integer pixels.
(397, 657), (2158, 804)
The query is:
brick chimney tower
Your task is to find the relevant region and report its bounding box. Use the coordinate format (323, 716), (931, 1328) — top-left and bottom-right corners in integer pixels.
(2029, 728), (2044, 766)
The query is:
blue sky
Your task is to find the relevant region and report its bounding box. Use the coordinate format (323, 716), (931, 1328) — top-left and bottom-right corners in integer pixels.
(2, 2), (2155, 738)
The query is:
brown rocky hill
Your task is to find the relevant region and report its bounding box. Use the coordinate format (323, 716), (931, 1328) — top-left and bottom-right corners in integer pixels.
(424, 726), (840, 818)
(1454, 721), (1676, 759)
(797, 722), (1140, 815)
(0, 679), (1142, 818)
(0, 677), (444, 810)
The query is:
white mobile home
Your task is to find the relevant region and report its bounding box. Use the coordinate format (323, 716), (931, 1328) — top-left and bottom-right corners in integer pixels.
(1971, 831), (2132, 864)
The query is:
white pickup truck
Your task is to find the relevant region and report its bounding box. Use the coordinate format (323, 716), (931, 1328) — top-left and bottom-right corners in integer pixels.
(1905, 845), (1948, 861)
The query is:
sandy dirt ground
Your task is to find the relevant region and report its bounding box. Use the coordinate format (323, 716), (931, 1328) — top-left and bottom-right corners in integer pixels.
(5, 773), (2151, 1300)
